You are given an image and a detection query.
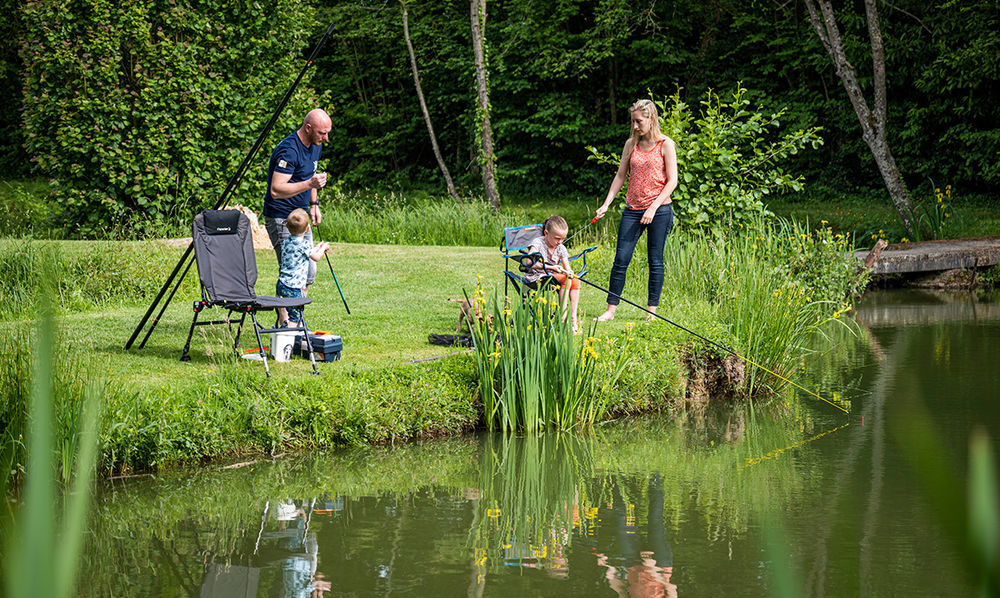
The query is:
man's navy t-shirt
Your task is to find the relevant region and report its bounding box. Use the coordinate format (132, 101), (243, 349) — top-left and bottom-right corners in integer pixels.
(263, 132), (323, 218)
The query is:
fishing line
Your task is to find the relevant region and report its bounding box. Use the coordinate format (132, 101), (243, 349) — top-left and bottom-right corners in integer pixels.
(574, 275), (850, 414)
(739, 422), (850, 470)
(563, 215), (600, 247)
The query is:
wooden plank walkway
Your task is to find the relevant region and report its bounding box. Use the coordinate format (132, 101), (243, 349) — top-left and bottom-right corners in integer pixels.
(853, 237), (1000, 275)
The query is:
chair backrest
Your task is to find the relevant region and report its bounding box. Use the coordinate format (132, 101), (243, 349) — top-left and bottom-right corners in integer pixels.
(502, 224), (543, 253)
(192, 209), (258, 302)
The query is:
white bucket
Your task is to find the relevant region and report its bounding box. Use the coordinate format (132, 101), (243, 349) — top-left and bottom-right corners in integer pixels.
(270, 331), (298, 362)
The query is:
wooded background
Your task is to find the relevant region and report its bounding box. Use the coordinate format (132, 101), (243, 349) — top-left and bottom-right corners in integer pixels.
(1, 0), (997, 234)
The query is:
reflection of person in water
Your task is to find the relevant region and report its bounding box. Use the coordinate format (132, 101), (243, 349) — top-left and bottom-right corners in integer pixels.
(282, 532), (331, 598)
(596, 473), (677, 598)
(270, 500), (333, 598)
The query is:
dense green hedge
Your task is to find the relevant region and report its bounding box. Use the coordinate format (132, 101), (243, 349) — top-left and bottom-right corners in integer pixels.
(19, 0), (320, 236)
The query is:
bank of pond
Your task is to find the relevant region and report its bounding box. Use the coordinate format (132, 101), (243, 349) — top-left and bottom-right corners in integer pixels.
(1, 216), (873, 478)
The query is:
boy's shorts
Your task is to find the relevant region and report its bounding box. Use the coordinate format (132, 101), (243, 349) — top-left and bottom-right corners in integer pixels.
(275, 281), (305, 324)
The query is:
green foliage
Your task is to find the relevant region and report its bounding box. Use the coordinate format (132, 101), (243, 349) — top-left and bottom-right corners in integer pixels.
(469, 283), (634, 431)
(20, 0), (319, 236)
(897, 184), (955, 242)
(906, 0), (1000, 188)
(644, 217), (864, 395)
(0, 180), (52, 238)
(1, 0), (998, 212)
(0, 240), (198, 320)
(2, 273), (101, 598)
(588, 85), (823, 233)
(0, 0), (23, 176)
(315, 2), (477, 191)
(44, 350), (478, 476)
(772, 219), (870, 305)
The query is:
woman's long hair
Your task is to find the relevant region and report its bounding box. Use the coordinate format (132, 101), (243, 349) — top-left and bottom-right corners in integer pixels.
(628, 98), (668, 148)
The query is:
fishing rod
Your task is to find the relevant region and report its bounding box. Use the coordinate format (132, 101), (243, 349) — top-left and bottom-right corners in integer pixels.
(563, 215), (600, 247)
(312, 223), (350, 315)
(572, 273), (850, 414)
(125, 21), (337, 350)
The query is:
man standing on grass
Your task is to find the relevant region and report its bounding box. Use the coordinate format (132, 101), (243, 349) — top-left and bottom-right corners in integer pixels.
(263, 109), (332, 323)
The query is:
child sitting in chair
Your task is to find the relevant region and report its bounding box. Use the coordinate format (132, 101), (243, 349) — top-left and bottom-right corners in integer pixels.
(523, 215), (582, 333)
(276, 208), (329, 327)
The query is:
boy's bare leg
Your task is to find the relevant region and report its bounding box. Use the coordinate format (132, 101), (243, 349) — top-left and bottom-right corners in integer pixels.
(569, 288), (581, 333)
(277, 307), (288, 325)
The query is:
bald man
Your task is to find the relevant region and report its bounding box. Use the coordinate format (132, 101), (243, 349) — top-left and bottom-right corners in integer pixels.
(263, 110), (332, 312)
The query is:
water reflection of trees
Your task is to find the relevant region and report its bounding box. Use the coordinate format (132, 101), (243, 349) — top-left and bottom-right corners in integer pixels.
(78, 403), (838, 596)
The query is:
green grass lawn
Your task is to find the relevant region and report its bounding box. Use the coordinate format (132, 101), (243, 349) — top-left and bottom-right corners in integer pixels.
(52, 240), (630, 386)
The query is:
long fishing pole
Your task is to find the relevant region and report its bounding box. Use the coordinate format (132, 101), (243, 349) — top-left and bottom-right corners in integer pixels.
(312, 224), (350, 314)
(125, 22), (337, 350)
(575, 274), (850, 414)
(137, 254), (197, 349)
(563, 215), (599, 247)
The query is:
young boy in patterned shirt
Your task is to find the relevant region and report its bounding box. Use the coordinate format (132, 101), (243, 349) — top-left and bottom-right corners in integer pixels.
(276, 208), (329, 326)
(523, 215), (582, 333)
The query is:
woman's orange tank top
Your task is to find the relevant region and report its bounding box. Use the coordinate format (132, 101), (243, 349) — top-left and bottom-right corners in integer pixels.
(625, 139), (666, 211)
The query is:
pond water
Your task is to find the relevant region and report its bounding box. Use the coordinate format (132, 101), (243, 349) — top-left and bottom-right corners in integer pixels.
(81, 289), (1000, 597)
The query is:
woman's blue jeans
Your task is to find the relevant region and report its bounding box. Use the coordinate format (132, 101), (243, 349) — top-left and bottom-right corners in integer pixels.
(607, 204), (673, 307)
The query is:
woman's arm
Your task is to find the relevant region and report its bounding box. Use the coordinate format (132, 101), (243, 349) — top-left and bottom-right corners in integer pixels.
(596, 140), (634, 219)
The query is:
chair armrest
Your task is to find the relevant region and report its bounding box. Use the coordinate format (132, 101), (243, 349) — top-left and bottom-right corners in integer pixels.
(567, 245), (598, 277)
(502, 251), (546, 273)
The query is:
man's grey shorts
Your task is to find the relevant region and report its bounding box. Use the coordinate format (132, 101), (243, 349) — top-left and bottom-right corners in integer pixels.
(265, 216), (317, 285)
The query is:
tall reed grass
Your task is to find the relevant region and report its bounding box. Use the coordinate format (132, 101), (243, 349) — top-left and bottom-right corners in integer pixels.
(2, 273), (102, 598)
(469, 280), (633, 431)
(0, 239), (198, 320)
(317, 190), (509, 246)
(1, 266), (106, 490)
(652, 216), (866, 394)
(315, 189), (602, 247)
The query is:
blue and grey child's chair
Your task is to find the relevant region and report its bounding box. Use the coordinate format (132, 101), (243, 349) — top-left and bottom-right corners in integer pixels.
(499, 223), (597, 297)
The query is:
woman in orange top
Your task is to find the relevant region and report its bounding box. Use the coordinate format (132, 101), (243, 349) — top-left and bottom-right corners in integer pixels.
(594, 99), (678, 322)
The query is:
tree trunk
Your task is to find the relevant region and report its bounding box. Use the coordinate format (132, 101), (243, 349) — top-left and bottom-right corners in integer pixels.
(803, 0), (915, 237)
(470, 0), (500, 210)
(401, 2), (462, 204)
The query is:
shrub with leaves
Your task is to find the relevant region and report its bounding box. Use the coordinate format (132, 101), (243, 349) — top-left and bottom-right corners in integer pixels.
(20, 0), (320, 236)
(588, 84), (823, 233)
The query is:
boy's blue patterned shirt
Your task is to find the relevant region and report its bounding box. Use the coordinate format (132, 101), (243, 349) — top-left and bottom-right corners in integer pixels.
(278, 235), (312, 289)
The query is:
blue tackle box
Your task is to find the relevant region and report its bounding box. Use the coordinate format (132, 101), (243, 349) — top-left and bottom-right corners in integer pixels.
(293, 332), (343, 362)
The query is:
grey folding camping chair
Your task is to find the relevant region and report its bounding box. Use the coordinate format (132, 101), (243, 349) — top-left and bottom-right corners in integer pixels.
(180, 209), (319, 376)
(500, 223), (597, 297)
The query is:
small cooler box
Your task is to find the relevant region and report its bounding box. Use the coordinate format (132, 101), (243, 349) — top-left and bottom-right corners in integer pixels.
(294, 332), (343, 362)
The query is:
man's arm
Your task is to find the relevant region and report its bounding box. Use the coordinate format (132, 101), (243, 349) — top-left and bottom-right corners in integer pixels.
(270, 171), (327, 200)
